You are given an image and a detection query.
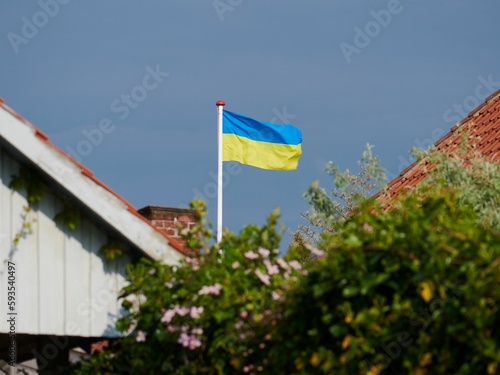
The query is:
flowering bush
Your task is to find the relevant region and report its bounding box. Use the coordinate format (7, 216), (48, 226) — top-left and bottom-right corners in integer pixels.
(72, 203), (306, 374)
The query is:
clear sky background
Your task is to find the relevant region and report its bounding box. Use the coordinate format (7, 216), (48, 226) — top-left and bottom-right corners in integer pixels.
(1, 1), (500, 250)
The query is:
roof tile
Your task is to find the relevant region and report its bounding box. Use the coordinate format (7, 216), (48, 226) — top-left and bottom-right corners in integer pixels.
(380, 89), (500, 201)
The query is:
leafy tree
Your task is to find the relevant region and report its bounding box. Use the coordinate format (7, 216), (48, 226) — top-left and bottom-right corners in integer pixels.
(296, 144), (386, 245)
(413, 148), (500, 230)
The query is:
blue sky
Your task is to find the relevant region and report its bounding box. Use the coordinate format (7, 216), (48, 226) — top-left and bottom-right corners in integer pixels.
(1, 1), (500, 250)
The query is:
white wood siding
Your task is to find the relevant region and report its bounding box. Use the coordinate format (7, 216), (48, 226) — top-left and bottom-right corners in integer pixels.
(0, 147), (129, 338)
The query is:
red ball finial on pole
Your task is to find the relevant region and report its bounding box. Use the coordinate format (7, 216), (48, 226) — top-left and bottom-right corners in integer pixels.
(216, 100), (226, 106)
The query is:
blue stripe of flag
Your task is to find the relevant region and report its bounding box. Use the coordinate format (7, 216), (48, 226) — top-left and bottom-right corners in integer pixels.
(223, 110), (302, 146)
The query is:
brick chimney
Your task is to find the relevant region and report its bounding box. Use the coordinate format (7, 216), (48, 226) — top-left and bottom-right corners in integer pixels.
(138, 206), (197, 239)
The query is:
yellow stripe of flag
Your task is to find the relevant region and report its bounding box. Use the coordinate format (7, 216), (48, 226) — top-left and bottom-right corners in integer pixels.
(223, 133), (302, 171)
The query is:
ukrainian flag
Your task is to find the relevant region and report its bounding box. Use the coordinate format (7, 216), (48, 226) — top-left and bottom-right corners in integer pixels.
(222, 110), (302, 171)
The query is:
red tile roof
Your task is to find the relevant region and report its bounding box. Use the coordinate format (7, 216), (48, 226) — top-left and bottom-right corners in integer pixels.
(0, 98), (187, 255)
(381, 89), (500, 201)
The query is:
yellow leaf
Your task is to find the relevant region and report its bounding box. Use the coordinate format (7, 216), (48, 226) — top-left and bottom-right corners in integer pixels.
(487, 362), (498, 374)
(340, 354), (347, 365)
(414, 368), (426, 375)
(295, 359), (304, 370)
(345, 313), (353, 324)
(418, 281), (434, 302)
(321, 360), (331, 372)
(367, 365), (384, 375)
(310, 353), (320, 367)
(419, 352), (432, 367)
(341, 335), (352, 350)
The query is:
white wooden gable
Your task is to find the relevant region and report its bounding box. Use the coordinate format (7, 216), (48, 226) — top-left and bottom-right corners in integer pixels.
(0, 102), (184, 338)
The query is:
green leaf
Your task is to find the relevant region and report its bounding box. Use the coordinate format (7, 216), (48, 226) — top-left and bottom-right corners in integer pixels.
(345, 234), (362, 247)
(342, 286), (359, 298)
(313, 282), (333, 298)
(329, 324), (347, 337)
(214, 308), (235, 323)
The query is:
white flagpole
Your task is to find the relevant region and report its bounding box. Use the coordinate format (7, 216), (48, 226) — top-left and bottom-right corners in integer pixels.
(216, 100), (225, 243)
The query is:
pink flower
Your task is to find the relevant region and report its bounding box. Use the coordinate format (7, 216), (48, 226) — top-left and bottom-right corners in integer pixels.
(234, 320), (244, 330)
(167, 325), (179, 332)
(192, 327), (203, 335)
(178, 332), (202, 350)
(276, 258), (289, 270)
(198, 283), (222, 296)
(148, 268), (157, 275)
(244, 250), (259, 259)
(240, 310), (248, 319)
(178, 332), (190, 347)
(174, 305), (190, 317)
(165, 278), (176, 289)
(189, 337), (202, 350)
(213, 283), (222, 294)
(311, 248), (325, 257)
(185, 257), (200, 271)
(264, 259), (279, 275)
(161, 309), (176, 323)
(232, 261), (240, 269)
(288, 260), (302, 270)
(258, 248), (270, 258)
(307, 245), (325, 257)
(190, 306), (204, 319)
(271, 291), (281, 300)
(136, 330), (147, 342)
(363, 222), (373, 233)
(255, 269), (270, 285)
(127, 322), (137, 333)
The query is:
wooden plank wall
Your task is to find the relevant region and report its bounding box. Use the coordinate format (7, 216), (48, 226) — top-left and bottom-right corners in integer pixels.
(0, 146), (130, 338)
